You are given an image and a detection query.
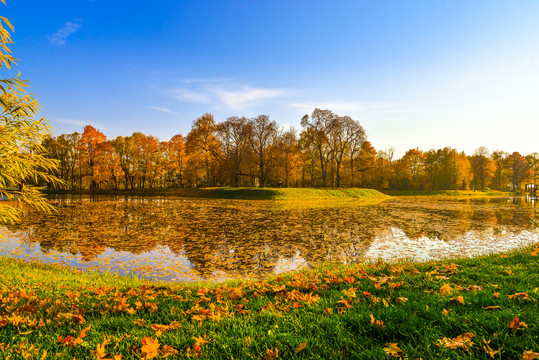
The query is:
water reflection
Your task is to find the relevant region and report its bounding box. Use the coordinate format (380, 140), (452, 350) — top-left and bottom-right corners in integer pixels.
(0, 196), (537, 282)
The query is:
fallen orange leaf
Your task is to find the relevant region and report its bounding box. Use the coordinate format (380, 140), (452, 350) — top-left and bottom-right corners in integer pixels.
(522, 350), (539, 359)
(265, 348), (279, 359)
(140, 337), (160, 359)
(508, 316), (528, 332)
(436, 332), (474, 351)
(482, 339), (499, 359)
(294, 342), (307, 353)
(193, 335), (210, 347)
(370, 314), (385, 329)
(159, 345), (178, 358)
(439, 283), (453, 295)
(342, 287), (357, 298)
(508, 292), (531, 301)
(96, 338), (110, 359)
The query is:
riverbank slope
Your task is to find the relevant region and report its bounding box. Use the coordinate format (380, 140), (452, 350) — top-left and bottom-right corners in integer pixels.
(45, 187), (389, 200)
(0, 244), (537, 359)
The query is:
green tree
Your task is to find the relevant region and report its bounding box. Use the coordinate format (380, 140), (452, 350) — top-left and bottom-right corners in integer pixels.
(0, 5), (63, 224)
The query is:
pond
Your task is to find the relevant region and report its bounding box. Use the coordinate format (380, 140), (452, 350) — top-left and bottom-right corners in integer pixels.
(0, 196), (537, 282)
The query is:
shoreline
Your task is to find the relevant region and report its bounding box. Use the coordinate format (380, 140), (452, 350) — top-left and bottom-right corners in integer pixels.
(0, 244), (537, 358)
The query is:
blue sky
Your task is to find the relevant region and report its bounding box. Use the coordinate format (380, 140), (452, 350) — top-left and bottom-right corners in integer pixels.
(4, 0), (539, 157)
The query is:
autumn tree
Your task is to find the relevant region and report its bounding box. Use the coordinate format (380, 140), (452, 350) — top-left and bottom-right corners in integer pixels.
(130, 132), (160, 189)
(186, 113), (221, 187)
(330, 116), (365, 187)
(491, 150), (508, 190)
(216, 116), (251, 186)
(526, 152), (538, 184)
(97, 141), (122, 189)
(393, 148), (426, 189)
(469, 147), (496, 190)
(111, 135), (135, 190)
(0, 5), (63, 223)
(248, 115), (278, 188)
(373, 148), (395, 189)
(78, 125), (107, 190)
(300, 109), (337, 187)
(348, 121), (367, 187)
(166, 134), (187, 188)
(354, 140), (377, 188)
(274, 128), (302, 187)
(507, 152), (530, 191)
(425, 148), (471, 190)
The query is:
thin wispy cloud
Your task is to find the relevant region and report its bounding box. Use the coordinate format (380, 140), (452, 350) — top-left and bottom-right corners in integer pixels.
(170, 83), (287, 110)
(172, 89), (211, 104)
(49, 20), (83, 46)
(149, 106), (173, 114)
(212, 86), (285, 110)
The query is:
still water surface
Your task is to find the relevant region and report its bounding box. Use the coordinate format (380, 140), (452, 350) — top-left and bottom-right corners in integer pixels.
(0, 196), (537, 282)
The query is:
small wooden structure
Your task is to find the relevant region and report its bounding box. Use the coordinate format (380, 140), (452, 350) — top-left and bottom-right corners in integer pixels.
(525, 183), (537, 197)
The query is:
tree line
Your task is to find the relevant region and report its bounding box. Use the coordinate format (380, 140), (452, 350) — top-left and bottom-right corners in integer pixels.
(41, 109), (538, 191)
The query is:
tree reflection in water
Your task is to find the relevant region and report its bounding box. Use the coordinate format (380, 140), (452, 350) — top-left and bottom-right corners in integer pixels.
(0, 196), (537, 282)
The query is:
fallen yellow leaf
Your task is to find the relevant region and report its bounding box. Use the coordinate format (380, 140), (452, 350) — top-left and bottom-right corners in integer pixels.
(383, 343), (404, 358)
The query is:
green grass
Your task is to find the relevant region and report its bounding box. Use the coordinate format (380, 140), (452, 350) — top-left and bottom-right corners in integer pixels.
(46, 187), (390, 201)
(0, 244), (538, 359)
(381, 189), (518, 197)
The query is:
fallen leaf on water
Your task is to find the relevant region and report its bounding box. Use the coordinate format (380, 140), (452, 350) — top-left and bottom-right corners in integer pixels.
(436, 332), (474, 351)
(383, 343), (404, 358)
(395, 297), (408, 304)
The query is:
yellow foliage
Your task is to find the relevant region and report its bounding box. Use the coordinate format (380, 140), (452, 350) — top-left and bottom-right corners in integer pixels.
(0, 1), (64, 225)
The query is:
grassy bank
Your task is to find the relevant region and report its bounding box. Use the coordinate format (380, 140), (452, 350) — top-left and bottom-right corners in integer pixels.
(381, 189), (519, 197)
(1, 244), (538, 359)
(45, 187), (389, 201)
